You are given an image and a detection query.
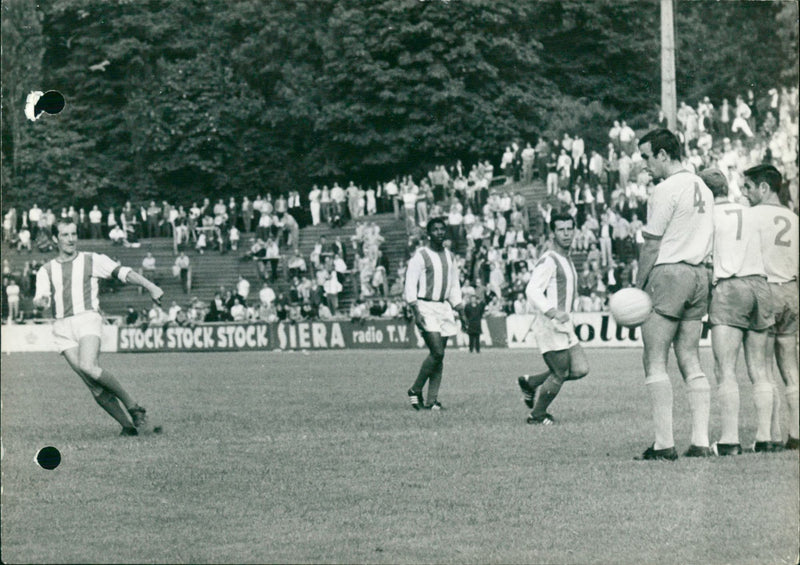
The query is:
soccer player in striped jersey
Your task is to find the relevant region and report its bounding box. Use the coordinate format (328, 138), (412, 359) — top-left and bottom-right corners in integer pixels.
(700, 168), (774, 456)
(517, 212), (588, 425)
(404, 217), (467, 410)
(637, 128), (714, 461)
(742, 164), (799, 451)
(33, 218), (164, 436)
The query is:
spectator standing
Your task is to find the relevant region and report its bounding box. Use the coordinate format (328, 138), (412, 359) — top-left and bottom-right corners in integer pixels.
(309, 185), (322, 226)
(6, 278), (20, 323)
(241, 196), (253, 233)
(174, 252), (191, 293)
(28, 204), (42, 241)
(146, 201), (161, 238)
(89, 205), (103, 239)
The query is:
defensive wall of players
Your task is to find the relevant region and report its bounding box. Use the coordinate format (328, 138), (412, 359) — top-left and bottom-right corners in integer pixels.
(2, 313), (713, 353)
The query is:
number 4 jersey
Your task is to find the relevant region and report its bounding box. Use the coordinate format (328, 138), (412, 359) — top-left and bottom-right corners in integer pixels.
(749, 203), (799, 284)
(644, 170), (714, 266)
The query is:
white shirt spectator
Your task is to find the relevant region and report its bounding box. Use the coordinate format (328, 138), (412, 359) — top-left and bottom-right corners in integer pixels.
(259, 285), (276, 305)
(236, 277), (251, 300)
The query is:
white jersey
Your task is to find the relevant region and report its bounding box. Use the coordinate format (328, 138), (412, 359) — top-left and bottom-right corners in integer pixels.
(712, 201), (767, 282)
(525, 250), (578, 314)
(749, 203), (799, 284)
(35, 252), (130, 319)
(645, 170), (714, 266)
(404, 246), (463, 306)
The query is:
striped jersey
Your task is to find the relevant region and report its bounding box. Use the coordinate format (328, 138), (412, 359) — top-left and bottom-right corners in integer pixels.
(35, 252), (127, 319)
(526, 250), (578, 314)
(404, 246), (463, 306)
(748, 203), (799, 284)
(712, 201), (767, 283)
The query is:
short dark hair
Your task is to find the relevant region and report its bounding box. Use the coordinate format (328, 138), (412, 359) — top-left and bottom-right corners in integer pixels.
(743, 164), (783, 194)
(698, 168), (728, 198)
(638, 128), (682, 161)
(426, 216), (448, 235)
(55, 217), (76, 231)
(549, 212), (575, 231)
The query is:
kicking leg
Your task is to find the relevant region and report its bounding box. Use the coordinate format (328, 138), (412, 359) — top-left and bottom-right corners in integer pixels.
(565, 344), (589, 381)
(77, 335), (146, 426)
(530, 349), (570, 421)
(62, 347), (135, 431)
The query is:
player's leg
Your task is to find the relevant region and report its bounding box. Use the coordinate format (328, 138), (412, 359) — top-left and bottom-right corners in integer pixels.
(564, 343), (589, 381)
(673, 320), (711, 451)
(641, 313), (680, 450)
(425, 335), (448, 407)
(765, 334), (783, 443)
(774, 333), (799, 445)
(712, 325), (745, 448)
(518, 368), (551, 409)
(529, 348), (569, 422)
(62, 346), (136, 432)
(408, 330), (442, 409)
(77, 335), (147, 426)
(742, 329), (774, 445)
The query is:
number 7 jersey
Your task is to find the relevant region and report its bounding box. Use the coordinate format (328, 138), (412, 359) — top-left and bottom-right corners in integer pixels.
(711, 202), (767, 283)
(749, 203), (799, 284)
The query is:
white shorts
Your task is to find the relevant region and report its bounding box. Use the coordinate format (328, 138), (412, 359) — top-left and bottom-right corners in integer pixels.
(417, 300), (459, 337)
(530, 310), (578, 354)
(52, 311), (104, 352)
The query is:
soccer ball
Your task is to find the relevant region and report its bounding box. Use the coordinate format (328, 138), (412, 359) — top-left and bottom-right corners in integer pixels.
(609, 288), (653, 327)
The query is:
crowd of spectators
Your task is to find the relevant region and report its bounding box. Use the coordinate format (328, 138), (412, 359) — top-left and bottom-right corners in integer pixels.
(3, 86), (798, 324)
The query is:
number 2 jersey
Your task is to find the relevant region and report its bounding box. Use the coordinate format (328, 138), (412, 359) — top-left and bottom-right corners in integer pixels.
(644, 170), (714, 266)
(748, 203), (799, 284)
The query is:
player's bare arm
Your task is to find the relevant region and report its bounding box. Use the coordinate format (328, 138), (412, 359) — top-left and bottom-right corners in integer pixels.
(453, 303), (468, 332)
(409, 301), (425, 332)
(636, 232), (661, 289)
(124, 270), (164, 303)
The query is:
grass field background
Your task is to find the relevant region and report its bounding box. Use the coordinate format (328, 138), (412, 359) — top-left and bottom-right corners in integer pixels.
(1, 348), (798, 564)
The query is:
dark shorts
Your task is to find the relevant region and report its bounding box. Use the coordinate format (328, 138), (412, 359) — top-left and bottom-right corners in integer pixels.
(710, 276), (773, 331)
(769, 281), (799, 336)
(645, 263), (710, 321)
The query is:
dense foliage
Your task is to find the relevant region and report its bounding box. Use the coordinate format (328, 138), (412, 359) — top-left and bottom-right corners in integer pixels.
(2, 0), (797, 209)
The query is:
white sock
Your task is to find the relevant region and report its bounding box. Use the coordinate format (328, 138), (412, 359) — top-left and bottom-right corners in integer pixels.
(646, 374), (673, 450)
(687, 374), (710, 448)
(717, 379), (740, 445)
(785, 386), (799, 439)
(752, 381), (774, 443)
(771, 383), (783, 442)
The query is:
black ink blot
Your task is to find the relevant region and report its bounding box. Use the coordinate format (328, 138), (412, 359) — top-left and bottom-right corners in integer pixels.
(36, 446), (61, 470)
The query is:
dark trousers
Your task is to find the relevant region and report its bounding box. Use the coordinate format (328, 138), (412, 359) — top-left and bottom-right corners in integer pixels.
(468, 333), (481, 353)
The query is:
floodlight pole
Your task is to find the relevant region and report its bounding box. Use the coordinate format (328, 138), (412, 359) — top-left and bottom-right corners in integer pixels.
(661, 0), (677, 131)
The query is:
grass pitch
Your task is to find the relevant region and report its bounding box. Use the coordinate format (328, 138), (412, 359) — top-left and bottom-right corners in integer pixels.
(1, 348), (798, 564)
